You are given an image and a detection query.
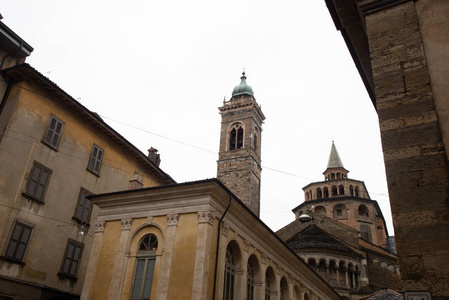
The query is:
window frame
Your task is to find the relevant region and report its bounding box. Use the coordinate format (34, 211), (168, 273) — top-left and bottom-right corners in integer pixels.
(223, 247), (235, 300)
(42, 114), (64, 150)
(130, 234), (158, 299)
(22, 161), (52, 204)
(73, 188), (93, 225)
(228, 123), (244, 151)
(87, 144), (104, 175)
(4, 221), (33, 263)
(265, 272), (271, 300)
(59, 239), (84, 279)
(246, 260), (255, 300)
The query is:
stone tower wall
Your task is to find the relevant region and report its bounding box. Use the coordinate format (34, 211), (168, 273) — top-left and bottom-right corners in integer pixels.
(217, 96), (264, 216)
(365, 1), (449, 296)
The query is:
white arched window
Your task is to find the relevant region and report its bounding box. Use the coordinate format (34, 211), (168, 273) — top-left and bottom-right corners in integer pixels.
(265, 272), (271, 300)
(224, 247), (235, 300)
(229, 124), (244, 150)
(131, 234), (158, 299)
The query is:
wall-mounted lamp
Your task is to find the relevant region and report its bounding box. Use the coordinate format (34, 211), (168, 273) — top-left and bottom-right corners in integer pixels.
(79, 222), (87, 236)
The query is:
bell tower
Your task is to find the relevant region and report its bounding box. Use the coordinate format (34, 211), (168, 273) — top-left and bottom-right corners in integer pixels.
(217, 72), (265, 216)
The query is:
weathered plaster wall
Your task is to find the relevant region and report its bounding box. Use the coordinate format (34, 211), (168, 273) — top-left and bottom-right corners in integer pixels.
(0, 78), (170, 298)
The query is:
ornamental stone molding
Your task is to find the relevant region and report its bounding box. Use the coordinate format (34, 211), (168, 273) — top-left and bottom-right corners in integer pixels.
(121, 218), (133, 230)
(222, 223), (229, 236)
(288, 275), (293, 284)
(95, 221), (106, 233)
(243, 240), (250, 252)
(167, 214), (179, 226)
(262, 254), (267, 265)
(198, 211), (215, 225)
(235, 269), (244, 276)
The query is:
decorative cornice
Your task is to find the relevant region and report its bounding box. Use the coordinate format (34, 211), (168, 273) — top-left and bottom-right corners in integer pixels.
(198, 211), (215, 225)
(356, 0), (413, 16)
(95, 221), (106, 233)
(219, 99), (265, 121)
(121, 218), (133, 230)
(167, 214), (179, 226)
(244, 240), (251, 252)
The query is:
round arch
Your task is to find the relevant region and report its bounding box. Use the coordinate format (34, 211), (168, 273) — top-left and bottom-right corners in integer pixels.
(246, 254), (262, 300)
(315, 205), (327, 216)
(280, 277), (289, 300)
(227, 122), (245, 150)
(265, 266), (276, 300)
(333, 203), (348, 219)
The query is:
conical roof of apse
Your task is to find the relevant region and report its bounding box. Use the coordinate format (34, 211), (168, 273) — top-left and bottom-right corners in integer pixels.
(232, 71), (254, 97)
(327, 141), (344, 169)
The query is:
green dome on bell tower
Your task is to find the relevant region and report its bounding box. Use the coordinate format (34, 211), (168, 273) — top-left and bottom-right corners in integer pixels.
(232, 71), (254, 97)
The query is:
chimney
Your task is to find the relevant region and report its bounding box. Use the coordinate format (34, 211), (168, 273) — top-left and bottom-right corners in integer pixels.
(147, 147), (161, 167)
(128, 172), (143, 190)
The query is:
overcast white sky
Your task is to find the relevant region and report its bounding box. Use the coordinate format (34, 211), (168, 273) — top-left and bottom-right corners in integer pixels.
(3, 0), (393, 234)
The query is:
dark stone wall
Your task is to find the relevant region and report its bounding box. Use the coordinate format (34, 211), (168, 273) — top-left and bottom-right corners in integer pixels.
(366, 1), (449, 297)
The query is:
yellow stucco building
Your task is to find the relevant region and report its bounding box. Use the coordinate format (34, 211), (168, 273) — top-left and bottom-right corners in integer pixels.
(0, 62), (174, 299)
(82, 179), (340, 300)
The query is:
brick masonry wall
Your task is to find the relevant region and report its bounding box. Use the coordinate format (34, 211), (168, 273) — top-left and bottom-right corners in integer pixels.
(366, 1), (449, 297)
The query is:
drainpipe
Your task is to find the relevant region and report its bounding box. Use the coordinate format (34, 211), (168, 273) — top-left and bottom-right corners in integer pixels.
(212, 194), (232, 300)
(0, 71), (11, 116)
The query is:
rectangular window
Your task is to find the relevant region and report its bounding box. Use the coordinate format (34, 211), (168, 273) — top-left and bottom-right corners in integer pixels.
(60, 239), (83, 278)
(131, 258), (156, 299)
(74, 188), (93, 224)
(360, 224), (372, 242)
(87, 144), (104, 175)
(5, 222), (32, 262)
(43, 115), (64, 149)
(336, 209), (342, 216)
(23, 162), (52, 203)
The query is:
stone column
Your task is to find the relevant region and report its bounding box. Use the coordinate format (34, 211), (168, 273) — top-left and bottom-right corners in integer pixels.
(336, 268), (340, 286)
(288, 275), (294, 300)
(156, 214), (179, 300)
(191, 211), (215, 300)
(107, 218), (133, 300)
(345, 268), (349, 287)
(80, 220), (106, 300)
(360, 258), (369, 286)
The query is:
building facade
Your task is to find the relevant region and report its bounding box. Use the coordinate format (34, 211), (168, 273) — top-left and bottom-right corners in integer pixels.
(323, 0), (449, 298)
(277, 142), (401, 299)
(81, 73), (342, 300)
(0, 61), (174, 299)
(82, 179), (340, 300)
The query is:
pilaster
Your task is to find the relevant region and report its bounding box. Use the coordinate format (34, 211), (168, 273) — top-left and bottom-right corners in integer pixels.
(156, 214), (179, 300)
(107, 218), (133, 300)
(191, 211), (215, 300)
